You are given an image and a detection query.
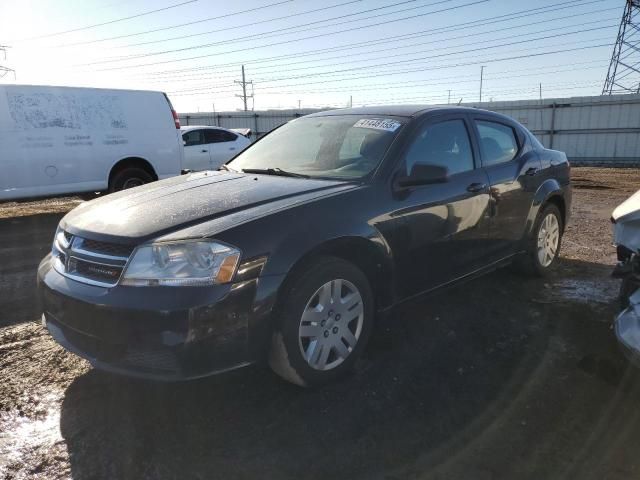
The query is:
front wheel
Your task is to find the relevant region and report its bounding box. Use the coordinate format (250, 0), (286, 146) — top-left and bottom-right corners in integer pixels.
(269, 257), (374, 387)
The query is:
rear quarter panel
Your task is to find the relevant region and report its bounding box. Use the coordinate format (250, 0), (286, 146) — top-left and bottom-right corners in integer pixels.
(524, 148), (572, 236)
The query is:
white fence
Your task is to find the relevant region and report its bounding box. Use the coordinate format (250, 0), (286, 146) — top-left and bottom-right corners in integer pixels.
(179, 94), (640, 166)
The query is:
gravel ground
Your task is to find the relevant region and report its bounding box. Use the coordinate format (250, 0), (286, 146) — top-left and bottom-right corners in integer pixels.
(1, 167), (640, 479)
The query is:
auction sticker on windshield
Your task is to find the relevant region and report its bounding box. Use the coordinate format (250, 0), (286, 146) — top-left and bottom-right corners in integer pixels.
(353, 118), (402, 132)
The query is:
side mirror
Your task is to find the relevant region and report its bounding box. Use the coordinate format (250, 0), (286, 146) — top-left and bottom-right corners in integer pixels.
(395, 164), (449, 188)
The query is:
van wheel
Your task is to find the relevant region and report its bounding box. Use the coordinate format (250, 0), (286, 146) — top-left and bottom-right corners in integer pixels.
(517, 203), (564, 276)
(268, 257), (374, 387)
(109, 167), (154, 192)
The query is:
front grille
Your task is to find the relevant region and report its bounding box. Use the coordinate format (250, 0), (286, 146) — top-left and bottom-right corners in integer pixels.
(53, 230), (134, 287)
(68, 257), (124, 284)
(77, 238), (134, 258)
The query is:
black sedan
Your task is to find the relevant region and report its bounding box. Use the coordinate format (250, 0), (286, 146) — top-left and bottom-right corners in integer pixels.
(38, 106), (571, 387)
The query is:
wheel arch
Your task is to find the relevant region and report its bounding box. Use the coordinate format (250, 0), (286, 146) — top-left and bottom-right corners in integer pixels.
(525, 178), (567, 237)
(275, 235), (396, 314)
(108, 157), (158, 187)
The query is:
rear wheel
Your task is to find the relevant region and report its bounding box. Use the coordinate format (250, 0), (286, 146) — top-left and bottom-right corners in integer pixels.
(269, 257), (374, 387)
(109, 167), (154, 193)
(518, 203), (563, 276)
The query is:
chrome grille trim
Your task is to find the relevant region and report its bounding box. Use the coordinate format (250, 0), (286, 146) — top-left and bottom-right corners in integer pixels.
(70, 246), (129, 262)
(52, 230), (133, 287)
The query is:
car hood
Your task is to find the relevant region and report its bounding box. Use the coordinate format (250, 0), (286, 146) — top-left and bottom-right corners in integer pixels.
(61, 171), (355, 243)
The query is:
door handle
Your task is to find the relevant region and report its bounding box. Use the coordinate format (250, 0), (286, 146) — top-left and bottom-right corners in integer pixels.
(467, 182), (487, 193)
(201, 149), (208, 153)
(525, 167), (538, 176)
(229, 147), (236, 151)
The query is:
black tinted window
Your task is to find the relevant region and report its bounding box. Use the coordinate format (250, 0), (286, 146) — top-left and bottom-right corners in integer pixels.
(205, 129), (237, 143)
(476, 120), (519, 166)
(182, 130), (204, 146)
(405, 119), (474, 176)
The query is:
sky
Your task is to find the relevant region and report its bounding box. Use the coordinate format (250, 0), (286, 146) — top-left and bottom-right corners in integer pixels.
(0, 0), (623, 113)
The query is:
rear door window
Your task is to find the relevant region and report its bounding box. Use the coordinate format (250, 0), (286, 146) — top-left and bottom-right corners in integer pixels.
(205, 129), (237, 143)
(476, 120), (519, 166)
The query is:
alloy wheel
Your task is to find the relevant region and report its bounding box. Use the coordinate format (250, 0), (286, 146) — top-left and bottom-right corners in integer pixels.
(537, 212), (560, 267)
(298, 279), (364, 371)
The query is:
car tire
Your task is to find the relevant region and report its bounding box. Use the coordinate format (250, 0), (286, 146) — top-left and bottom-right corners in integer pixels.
(517, 203), (564, 276)
(109, 167), (154, 193)
(268, 256), (374, 387)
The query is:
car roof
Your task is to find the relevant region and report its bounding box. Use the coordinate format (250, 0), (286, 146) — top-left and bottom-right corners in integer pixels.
(305, 105), (512, 121)
(180, 125), (228, 132)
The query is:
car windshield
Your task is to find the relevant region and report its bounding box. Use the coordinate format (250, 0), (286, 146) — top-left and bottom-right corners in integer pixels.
(227, 115), (405, 179)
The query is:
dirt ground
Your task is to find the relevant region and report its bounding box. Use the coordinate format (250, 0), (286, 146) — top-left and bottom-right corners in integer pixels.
(1, 167), (640, 480)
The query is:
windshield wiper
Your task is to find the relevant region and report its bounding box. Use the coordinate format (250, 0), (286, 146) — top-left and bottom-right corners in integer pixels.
(241, 168), (309, 178)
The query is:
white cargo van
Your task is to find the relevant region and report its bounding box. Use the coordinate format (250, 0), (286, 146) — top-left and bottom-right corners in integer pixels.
(0, 84), (184, 201)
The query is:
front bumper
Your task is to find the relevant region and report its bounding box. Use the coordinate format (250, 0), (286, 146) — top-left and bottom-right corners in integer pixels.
(38, 253), (282, 380)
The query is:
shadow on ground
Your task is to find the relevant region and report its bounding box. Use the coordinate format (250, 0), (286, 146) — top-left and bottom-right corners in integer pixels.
(57, 259), (639, 480)
(0, 213), (64, 327)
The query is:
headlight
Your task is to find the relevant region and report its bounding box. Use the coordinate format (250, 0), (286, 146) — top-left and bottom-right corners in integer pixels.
(121, 241), (240, 286)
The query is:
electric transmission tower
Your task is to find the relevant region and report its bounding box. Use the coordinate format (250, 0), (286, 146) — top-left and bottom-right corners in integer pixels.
(0, 45), (16, 80)
(602, 0), (640, 95)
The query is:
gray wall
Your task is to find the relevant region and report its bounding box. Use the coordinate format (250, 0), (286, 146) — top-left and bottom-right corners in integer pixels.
(179, 94), (640, 166)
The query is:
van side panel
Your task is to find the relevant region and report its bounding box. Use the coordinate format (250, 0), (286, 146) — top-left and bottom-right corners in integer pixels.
(0, 85), (182, 200)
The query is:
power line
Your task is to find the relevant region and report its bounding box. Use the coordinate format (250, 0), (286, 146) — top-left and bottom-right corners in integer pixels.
(118, 0), (397, 49)
(90, 0), (597, 72)
(85, 0), (488, 67)
(140, 0), (597, 78)
(88, 0), (452, 64)
(140, 5), (616, 83)
(227, 61), (606, 97)
(350, 80), (602, 104)
(252, 29), (613, 85)
(167, 26), (615, 94)
(160, 15), (616, 88)
(55, 0), (302, 47)
(262, 62), (609, 96)
(245, 23), (615, 81)
(169, 42), (611, 100)
(17, 0), (199, 41)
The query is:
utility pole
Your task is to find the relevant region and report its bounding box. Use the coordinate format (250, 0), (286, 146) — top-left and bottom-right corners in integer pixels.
(251, 82), (255, 111)
(539, 82), (542, 100)
(349, 95), (353, 108)
(447, 89), (451, 104)
(479, 65), (485, 103)
(234, 65), (253, 111)
(603, 0), (640, 94)
(298, 99), (301, 109)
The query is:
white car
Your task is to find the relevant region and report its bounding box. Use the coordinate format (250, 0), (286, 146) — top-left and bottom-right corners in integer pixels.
(181, 126), (251, 171)
(0, 84), (184, 201)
